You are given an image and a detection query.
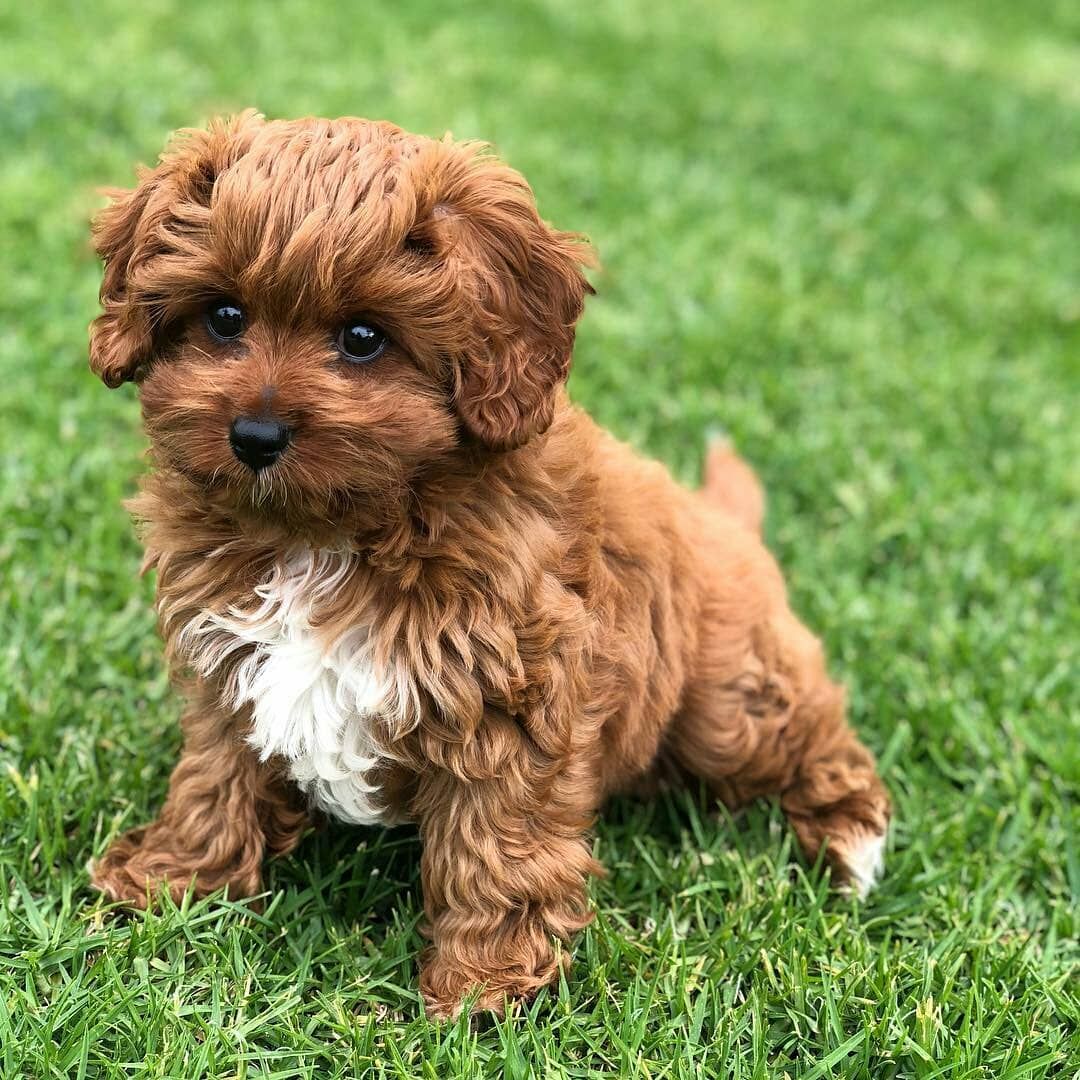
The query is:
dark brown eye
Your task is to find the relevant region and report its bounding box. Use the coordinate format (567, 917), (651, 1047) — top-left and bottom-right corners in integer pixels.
(205, 300), (245, 340)
(337, 320), (387, 363)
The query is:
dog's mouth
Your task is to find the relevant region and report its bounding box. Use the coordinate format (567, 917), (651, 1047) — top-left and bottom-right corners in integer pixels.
(236, 463), (293, 510)
(149, 429), (296, 506)
(157, 440), (404, 542)
(142, 389), (425, 537)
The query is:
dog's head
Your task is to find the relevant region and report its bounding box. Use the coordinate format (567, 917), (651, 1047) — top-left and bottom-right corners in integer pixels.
(90, 112), (593, 532)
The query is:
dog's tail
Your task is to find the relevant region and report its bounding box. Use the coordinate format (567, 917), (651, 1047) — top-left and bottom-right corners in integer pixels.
(701, 439), (765, 536)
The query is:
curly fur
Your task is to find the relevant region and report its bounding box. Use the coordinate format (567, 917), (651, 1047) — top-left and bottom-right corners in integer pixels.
(87, 112), (890, 1017)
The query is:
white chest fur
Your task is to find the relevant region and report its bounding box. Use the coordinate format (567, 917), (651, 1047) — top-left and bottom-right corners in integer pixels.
(179, 549), (402, 826)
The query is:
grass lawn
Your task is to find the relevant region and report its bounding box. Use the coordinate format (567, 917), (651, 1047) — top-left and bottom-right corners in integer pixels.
(1, 0), (1078, 1075)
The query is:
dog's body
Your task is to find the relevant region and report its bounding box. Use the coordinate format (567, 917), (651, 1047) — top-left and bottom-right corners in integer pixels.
(88, 114), (889, 1016)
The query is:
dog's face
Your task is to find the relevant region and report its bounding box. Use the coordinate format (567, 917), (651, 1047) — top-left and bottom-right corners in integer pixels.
(89, 113), (592, 534)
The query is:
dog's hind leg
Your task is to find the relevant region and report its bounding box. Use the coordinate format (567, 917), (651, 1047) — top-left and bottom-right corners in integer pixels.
(90, 690), (309, 909)
(667, 605), (890, 897)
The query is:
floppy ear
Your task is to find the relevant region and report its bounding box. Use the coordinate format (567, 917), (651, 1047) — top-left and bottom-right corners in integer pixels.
(88, 178), (163, 387)
(423, 145), (595, 451)
(88, 111), (264, 387)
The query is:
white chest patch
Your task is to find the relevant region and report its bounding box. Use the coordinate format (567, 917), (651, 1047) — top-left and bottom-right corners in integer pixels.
(179, 549), (404, 826)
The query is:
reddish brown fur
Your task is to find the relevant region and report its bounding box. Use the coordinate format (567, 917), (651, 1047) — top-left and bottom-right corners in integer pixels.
(87, 113), (889, 1017)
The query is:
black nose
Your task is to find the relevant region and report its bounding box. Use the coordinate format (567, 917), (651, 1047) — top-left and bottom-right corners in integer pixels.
(229, 416), (291, 471)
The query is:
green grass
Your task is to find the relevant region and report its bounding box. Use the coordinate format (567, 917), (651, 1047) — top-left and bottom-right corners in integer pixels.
(1, 0), (1078, 1075)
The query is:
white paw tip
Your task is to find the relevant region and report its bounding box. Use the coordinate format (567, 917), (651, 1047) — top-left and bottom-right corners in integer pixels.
(841, 832), (886, 899)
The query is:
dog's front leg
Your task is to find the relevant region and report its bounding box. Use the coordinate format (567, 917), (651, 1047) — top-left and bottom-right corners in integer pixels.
(413, 718), (598, 1018)
(91, 693), (308, 909)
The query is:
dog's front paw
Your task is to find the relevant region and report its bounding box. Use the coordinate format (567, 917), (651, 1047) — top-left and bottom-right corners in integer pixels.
(419, 922), (566, 1019)
(89, 826), (170, 909)
(89, 823), (262, 910)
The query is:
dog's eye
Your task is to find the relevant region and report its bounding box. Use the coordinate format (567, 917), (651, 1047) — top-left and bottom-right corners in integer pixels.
(205, 301), (246, 341)
(337, 320), (387, 363)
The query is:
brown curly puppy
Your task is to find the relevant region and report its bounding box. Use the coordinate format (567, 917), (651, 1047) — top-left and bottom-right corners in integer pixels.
(87, 112), (890, 1017)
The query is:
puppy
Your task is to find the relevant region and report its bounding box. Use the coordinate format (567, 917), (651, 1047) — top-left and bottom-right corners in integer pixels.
(88, 112), (890, 1017)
